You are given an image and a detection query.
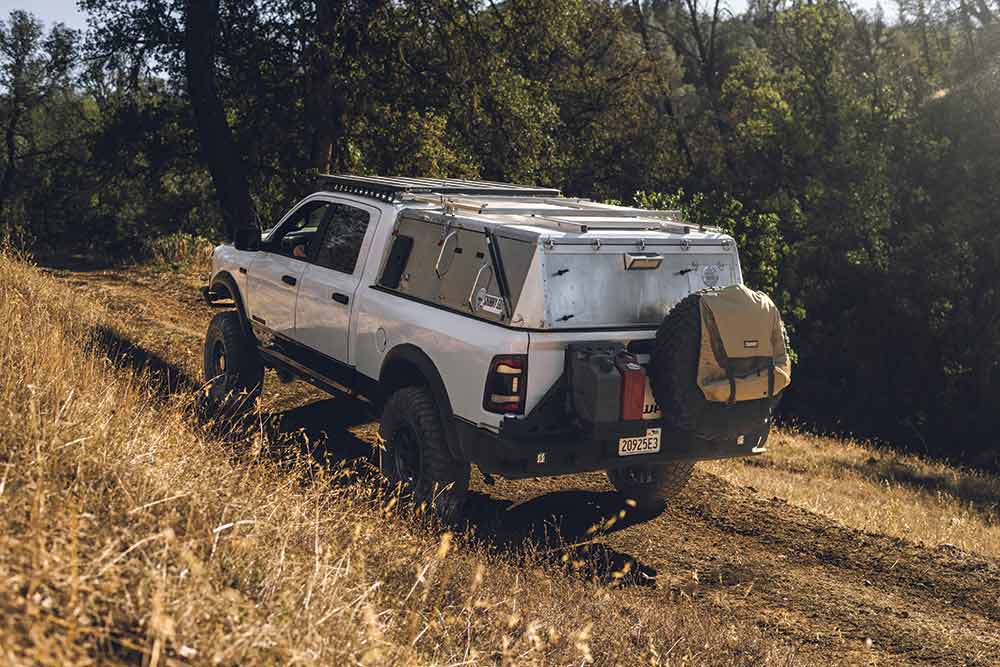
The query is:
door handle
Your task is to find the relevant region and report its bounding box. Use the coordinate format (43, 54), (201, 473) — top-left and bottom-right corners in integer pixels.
(332, 292), (349, 305)
(281, 275), (297, 286)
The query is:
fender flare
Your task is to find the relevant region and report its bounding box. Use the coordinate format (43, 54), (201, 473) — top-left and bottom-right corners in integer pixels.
(210, 271), (250, 333)
(378, 344), (462, 460)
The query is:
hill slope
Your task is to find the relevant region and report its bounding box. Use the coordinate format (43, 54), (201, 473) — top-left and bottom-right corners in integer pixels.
(3, 252), (999, 666)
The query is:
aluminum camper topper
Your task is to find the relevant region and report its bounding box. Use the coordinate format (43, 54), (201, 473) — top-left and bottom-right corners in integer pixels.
(202, 175), (791, 518)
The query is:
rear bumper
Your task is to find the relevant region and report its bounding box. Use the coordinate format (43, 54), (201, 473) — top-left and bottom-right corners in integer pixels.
(454, 417), (768, 479)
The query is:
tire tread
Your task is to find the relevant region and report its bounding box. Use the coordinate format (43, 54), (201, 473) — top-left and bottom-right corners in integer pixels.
(379, 386), (470, 519)
(203, 310), (263, 418)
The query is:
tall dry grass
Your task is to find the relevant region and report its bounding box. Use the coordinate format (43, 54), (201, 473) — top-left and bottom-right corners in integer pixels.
(0, 250), (795, 666)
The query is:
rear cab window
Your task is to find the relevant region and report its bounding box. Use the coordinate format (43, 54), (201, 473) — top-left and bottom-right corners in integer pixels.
(314, 203), (372, 275)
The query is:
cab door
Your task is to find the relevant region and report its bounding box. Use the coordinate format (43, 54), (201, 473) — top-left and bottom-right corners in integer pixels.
(294, 201), (379, 364)
(246, 200), (331, 339)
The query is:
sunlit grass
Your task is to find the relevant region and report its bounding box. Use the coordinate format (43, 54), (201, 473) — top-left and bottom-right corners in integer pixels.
(0, 249), (792, 666)
(704, 427), (1000, 558)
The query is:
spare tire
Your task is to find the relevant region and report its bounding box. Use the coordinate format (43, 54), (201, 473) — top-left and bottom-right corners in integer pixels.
(649, 290), (776, 442)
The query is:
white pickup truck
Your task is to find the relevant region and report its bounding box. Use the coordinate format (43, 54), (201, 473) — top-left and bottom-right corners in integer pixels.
(203, 175), (791, 518)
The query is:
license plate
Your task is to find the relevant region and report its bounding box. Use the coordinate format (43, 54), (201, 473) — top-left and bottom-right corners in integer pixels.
(618, 428), (662, 456)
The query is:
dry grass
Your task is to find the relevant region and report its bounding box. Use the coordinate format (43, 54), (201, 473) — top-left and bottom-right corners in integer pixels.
(0, 250), (795, 666)
(704, 428), (1000, 558)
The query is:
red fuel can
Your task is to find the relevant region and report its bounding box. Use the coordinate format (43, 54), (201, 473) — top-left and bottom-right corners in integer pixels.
(616, 353), (647, 421)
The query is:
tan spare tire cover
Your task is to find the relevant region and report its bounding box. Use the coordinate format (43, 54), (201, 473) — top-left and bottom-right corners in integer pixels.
(649, 286), (791, 442)
(697, 285), (791, 403)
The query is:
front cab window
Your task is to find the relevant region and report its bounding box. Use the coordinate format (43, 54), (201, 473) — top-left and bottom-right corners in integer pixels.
(266, 201), (331, 260)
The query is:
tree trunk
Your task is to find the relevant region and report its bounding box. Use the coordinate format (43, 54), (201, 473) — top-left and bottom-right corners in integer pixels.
(304, 1), (340, 173)
(303, 0), (386, 174)
(184, 0), (255, 239)
(632, 0), (696, 174)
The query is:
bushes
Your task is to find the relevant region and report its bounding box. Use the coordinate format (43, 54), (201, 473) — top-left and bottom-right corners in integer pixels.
(141, 232), (215, 272)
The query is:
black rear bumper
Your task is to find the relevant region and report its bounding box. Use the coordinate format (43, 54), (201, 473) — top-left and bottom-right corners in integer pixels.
(453, 417), (769, 479)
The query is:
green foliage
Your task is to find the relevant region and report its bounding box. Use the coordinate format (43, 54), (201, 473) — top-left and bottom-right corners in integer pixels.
(354, 109), (479, 179)
(141, 231), (215, 272)
(721, 48), (794, 156)
(3, 0), (1000, 460)
(634, 189), (783, 297)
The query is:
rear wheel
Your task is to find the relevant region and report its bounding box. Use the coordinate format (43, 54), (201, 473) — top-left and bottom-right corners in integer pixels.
(607, 461), (695, 516)
(379, 386), (470, 520)
(202, 311), (263, 420)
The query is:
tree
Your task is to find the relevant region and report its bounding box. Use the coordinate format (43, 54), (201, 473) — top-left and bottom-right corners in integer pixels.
(0, 11), (77, 229)
(302, 0), (390, 172)
(5, 0), (1000, 462)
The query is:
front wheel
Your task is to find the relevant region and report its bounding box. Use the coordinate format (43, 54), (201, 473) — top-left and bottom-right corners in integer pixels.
(379, 386), (470, 520)
(202, 311), (264, 420)
(607, 461), (695, 516)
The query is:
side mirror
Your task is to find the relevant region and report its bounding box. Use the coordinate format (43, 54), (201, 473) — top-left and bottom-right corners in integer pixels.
(233, 227), (261, 252)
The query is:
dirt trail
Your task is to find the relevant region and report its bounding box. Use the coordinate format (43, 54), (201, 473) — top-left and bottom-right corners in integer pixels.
(46, 263), (1000, 667)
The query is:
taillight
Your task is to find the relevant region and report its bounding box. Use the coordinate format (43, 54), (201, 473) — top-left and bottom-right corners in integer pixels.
(616, 352), (646, 421)
(483, 354), (528, 414)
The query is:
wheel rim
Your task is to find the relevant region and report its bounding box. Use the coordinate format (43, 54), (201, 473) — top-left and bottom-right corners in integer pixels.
(211, 340), (230, 392)
(391, 425), (422, 488)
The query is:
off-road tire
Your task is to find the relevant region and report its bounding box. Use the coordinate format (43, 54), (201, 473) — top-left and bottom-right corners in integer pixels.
(650, 291), (772, 441)
(379, 386), (471, 521)
(203, 311), (264, 420)
(607, 461), (695, 515)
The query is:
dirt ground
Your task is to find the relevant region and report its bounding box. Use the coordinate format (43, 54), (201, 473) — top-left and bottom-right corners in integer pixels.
(43, 260), (1000, 667)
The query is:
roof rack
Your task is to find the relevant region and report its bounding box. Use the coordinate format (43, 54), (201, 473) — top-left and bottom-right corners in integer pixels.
(317, 174), (561, 202)
(407, 194), (691, 234)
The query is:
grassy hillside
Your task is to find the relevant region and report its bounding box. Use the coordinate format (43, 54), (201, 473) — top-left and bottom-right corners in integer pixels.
(0, 252), (793, 665)
(7, 249), (1000, 665)
(704, 430), (1000, 558)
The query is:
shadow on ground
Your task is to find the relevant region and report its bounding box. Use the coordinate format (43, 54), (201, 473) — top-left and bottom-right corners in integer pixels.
(280, 396), (659, 587)
(462, 489), (659, 587)
(270, 395), (375, 465)
(35, 253), (123, 273)
(89, 324), (198, 395)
